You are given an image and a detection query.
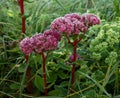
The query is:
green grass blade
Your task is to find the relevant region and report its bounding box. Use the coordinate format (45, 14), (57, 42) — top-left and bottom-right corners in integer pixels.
(19, 64), (28, 98)
(78, 71), (111, 98)
(0, 91), (15, 98)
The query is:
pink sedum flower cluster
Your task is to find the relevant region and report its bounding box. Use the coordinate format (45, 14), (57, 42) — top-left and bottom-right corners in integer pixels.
(51, 17), (74, 35)
(50, 13), (100, 36)
(65, 13), (88, 34)
(20, 13), (100, 55)
(20, 38), (33, 55)
(43, 35), (58, 51)
(64, 13), (82, 21)
(81, 13), (101, 27)
(20, 30), (61, 55)
(44, 29), (61, 41)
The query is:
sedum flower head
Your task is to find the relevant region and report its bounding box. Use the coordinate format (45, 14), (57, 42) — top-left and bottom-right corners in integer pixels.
(65, 13), (89, 34)
(20, 31), (60, 54)
(81, 13), (100, 27)
(30, 33), (59, 53)
(44, 35), (58, 51)
(65, 13), (88, 33)
(50, 17), (74, 35)
(44, 29), (61, 41)
(64, 13), (82, 21)
(73, 20), (88, 34)
(30, 34), (45, 53)
(20, 37), (33, 55)
(51, 13), (100, 36)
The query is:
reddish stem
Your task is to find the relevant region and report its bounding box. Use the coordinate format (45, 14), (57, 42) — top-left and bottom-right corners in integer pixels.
(25, 54), (29, 64)
(25, 55), (33, 94)
(66, 33), (85, 93)
(71, 40), (77, 92)
(41, 52), (48, 96)
(19, 0), (32, 94)
(18, 0), (26, 33)
(26, 66), (33, 94)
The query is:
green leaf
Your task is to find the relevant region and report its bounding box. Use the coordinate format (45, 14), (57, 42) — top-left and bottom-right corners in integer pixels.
(58, 71), (68, 79)
(114, 0), (120, 16)
(54, 85), (67, 96)
(76, 59), (87, 66)
(58, 62), (71, 71)
(97, 95), (109, 98)
(47, 71), (57, 83)
(78, 71), (111, 98)
(18, 64), (26, 73)
(60, 81), (69, 87)
(7, 47), (19, 53)
(10, 83), (20, 90)
(113, 95), (120, 98)
(34, 75), (44, 92)
(24, 0), (34, 3)
(92, 70), (105, 81)
(48, 90), (62, 96)
(85, 90), (96, 98)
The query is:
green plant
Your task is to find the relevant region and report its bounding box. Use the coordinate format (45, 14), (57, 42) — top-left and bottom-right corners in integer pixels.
(87, 21), (120, 96)
(0, 0), (120, 97)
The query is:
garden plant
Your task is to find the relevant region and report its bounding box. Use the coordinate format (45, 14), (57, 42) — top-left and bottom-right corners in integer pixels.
(0, 0), (120, 98)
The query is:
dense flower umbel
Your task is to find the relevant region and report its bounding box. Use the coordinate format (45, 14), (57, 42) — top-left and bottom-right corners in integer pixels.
(51, 13), (100, 36)
(51, 17), (74, 35)
(65, 13), (88, 34)
(64, 13), (82, 21)
(44, 35), (58, 51)
(30, 34), (46, 53)
(20, 32), (59, 54)
(20, 38), (33, 55)
(81, 13), (101, 27)
(44, 29), (61, 41)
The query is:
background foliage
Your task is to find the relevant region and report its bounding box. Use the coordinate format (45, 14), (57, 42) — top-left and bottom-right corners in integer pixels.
(0, 0), (120, 97)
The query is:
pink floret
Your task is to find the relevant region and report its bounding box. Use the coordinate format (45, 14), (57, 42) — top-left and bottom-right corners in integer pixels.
(81, 13), (100, 27)
(50, 13), (91, 36)
(30, 34), (45, 53)
(50, 17), (74, 35)
(44, 35), (58, 51)
(44, 29), (61, 41)
(20, 37), (33, 55)
(64, 13), (82, 21)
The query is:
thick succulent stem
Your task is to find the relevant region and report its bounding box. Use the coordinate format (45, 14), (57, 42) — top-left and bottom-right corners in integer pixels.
(41, 52), (48, 96)
(18, 0), (26, 34)
(25, 55), (33, 94)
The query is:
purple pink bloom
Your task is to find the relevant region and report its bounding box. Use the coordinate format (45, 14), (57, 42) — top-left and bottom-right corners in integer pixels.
(20, 38), (33, 55)
(44, 29), (61, 41)
(64, 13), (82, 21)
(51, 13), (100, 36)
(20, 31), (60, 54)
(50, 17), (74, 35)
(81, 13), (101, 27)
(20, 13), (100, 55)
